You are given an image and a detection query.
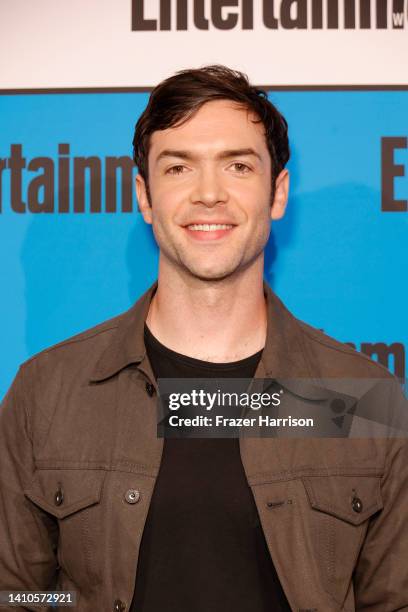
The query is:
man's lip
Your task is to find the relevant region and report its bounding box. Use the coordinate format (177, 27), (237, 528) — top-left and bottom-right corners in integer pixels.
(183, 223), (236, 242)
(182, 222), (237, 227)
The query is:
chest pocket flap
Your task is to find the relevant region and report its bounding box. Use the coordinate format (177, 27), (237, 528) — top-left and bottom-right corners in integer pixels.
(302, 474), (383, 526)
(24, 468), (106, 520)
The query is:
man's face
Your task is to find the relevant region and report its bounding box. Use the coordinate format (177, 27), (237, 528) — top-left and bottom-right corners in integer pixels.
(136, 99), (288, 282)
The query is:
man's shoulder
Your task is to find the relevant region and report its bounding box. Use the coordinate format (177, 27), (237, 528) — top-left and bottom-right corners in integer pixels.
(296, 317), (393, 379)
(19, 308), (127, 380)
(19, 282), (156, 384)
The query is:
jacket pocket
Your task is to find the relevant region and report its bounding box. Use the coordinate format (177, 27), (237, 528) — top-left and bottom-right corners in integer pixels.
(24, 469), (107, 587)
(301, 474), (383, 607)
(302, 474), (383, 526)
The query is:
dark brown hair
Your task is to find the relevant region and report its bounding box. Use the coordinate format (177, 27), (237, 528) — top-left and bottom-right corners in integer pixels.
(132, 64), (289, 198)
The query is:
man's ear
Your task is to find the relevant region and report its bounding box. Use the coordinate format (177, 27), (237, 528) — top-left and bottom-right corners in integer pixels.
(270, 168), (289, 221)
(136, 174), (152, 224)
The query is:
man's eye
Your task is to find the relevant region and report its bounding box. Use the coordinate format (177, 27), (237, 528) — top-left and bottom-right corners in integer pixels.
(231, 162), (250, 173)
(167, 165), (186, 175)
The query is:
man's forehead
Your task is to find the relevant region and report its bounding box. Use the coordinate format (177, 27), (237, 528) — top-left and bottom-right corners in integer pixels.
(149, 100), (267, 158)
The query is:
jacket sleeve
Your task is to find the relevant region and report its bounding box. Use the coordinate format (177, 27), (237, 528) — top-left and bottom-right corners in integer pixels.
(353, 381), (408, 610)
(0, 364), (59, 590)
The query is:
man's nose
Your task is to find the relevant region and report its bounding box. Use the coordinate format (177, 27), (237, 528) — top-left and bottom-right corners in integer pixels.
(189, 166), (228, 207)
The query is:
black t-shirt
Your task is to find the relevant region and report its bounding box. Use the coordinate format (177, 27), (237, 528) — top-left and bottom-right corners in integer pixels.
(130, 323), (291, 612)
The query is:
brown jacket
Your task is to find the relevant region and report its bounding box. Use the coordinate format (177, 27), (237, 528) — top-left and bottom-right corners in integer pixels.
(0, 280), (407, 611)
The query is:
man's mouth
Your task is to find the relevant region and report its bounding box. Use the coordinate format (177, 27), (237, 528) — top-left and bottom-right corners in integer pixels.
(186, 223), (234, 231)
(183, 223), (236, 241)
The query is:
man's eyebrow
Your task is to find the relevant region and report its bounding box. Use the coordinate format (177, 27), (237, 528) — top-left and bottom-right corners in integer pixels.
(156, 150), (195, 162)
(155, 148), (262, 163)
(218, 148), (262, 161)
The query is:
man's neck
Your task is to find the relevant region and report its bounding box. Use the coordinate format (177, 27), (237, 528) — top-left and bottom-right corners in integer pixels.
(145, 265), (267, 363)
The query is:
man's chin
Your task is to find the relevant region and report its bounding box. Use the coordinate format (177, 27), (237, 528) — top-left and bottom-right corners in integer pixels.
(184, 266), (238, 283)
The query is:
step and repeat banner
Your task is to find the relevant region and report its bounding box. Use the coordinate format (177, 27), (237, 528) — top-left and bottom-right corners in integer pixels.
(0, 0), (407, 398)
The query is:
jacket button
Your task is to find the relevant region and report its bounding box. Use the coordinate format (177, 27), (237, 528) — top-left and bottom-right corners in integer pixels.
(351, 496), (363, 513)
(145, 382), (155, 397)
(54, 484), (64, 506)
(124, 489), (140, 504)
(113, 600), (126, 612)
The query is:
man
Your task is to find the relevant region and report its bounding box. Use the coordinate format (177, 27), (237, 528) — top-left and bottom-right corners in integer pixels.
(0, 65), (407, 611)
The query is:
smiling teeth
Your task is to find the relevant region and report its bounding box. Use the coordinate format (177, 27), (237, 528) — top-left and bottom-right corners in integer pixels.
(187, 224), (233, 231)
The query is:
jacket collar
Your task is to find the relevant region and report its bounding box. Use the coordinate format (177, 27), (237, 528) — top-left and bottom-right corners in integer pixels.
(89, 280), (158, 383)
(89, 279), (320, 393)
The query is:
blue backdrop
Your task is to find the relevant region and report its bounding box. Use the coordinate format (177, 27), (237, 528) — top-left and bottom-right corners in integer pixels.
(1, 91), (407, 399)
